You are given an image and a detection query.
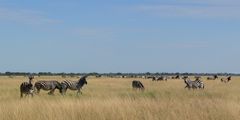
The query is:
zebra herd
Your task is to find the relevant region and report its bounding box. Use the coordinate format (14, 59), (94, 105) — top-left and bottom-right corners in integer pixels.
(20, 75), (88, 98)
(132, 75), (232, 90)
(20, 75), (232, 98)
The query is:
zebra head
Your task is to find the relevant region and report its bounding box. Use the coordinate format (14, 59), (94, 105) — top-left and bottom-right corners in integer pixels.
(78, 75), (88, 85)
(28, 75), (34, 80)
(28, 75), (34, 83)
(227, 76), (232, 81)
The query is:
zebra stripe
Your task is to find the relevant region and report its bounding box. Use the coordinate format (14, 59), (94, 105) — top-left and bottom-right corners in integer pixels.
(61, 76), (88, 95)
(132, 80), (144, 90)
(34, 81), (62, 95)
(184, 78), (204, 89)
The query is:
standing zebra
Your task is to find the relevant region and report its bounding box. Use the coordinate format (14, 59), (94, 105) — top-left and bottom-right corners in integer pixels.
(172, 75), (180, 79)
(184, 78), (204, 89)
(155, 76), (167, 81)
(20, 75), (34, 98)
(34, 80), (62, 95)
(182, 76), (189, 80)
(221, 76), (231, 83)
(207, 75), (218, 80)
(195, 76), (202, 80)
(132, 80), (144, 90)
(61, 76), (88, 95)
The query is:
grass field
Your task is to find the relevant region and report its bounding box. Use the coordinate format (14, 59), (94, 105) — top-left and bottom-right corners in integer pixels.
(0, 76), (240, 120)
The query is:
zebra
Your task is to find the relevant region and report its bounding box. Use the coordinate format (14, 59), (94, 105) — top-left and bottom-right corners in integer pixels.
(182, 76), (189, 80)
(61, 76), (88, 95)
(207, 75), (218, 80)
(132, 80), (144, 90)
(221, 76), (231, 83)
(151, 76), (156, 81)
(172, 75), (180, 79)
(195, 76), (202, 80)
(154, 76), (167, 81)
(34, 80), (62, 95)
(20, 75), (34, 98)
(184, 78), (204, 89)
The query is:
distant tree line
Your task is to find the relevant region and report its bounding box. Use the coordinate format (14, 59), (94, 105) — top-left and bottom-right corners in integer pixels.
(0, 71), (239, 77)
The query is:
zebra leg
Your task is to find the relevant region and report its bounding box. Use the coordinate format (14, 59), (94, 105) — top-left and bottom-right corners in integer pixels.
(48, 89), (55, 95)
(35, 88), (40, 94)
(77, 89), (82, 95)
(30, 93), (34, 97)
(62, 89), (67, 95)
(52, 88), (56, 94)
(20, 92), (23, 98)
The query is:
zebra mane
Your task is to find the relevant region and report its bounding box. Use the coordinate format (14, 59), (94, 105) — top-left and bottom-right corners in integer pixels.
(78, 75), (87, 82)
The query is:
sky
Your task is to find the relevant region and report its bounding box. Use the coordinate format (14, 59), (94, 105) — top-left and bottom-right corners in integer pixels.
(0, 0), (239, 73)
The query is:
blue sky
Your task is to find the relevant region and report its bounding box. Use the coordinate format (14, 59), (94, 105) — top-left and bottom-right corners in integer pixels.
(0, 0), (239, 73)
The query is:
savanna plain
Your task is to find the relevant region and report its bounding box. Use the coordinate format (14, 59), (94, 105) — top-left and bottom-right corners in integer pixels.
(0, 76), (240, 120)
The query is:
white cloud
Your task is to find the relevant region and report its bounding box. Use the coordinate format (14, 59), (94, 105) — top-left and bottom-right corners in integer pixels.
(0, 7), (59, 25)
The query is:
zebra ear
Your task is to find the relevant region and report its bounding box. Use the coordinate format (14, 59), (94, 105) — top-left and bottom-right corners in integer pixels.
(83, 75), (88, 78)
(28, 75), (34, 80)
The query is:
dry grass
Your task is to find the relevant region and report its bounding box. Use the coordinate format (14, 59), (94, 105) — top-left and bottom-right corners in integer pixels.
(0, 76), (240, 120)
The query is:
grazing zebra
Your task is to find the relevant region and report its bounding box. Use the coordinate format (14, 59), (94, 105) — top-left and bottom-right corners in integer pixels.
(195, 76), (202, 80)
(20, 75), (34, 98)
(155, 76), (167, 81)
(147, 76), (154, 79)
(152, 76), (156, 81)
(207, 75), (218, 80)
(61, 76), (88, 95)
(34, 80), (62, 95)
(182, 76), (189, 79)
(132, 80), (144, 90)
(184, 78), (204, 89)
(172, 75), (180, 79)
(221, 76), (231, 83)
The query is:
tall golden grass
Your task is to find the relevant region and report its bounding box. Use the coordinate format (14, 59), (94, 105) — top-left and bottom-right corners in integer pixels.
(0, 76), (240, 120)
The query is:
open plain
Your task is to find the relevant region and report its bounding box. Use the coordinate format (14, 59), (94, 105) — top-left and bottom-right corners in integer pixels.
(0, 76), (240, 120)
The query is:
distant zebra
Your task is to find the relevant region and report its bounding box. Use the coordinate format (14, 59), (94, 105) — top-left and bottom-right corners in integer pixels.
(61, 76), (88, 95)
(184, 78), (204, 89)
(154, 76), (167, 81)
(195, 76), (202, 80)
(207, 75), (218, 80)
(152, 76), (156, 81)
(182, 76), (189, 79)
(147, 76), (155, 79)
(132, 80), (144, 90)
(172, 75), (180, 79)
(221, 76), (231, 83)
(20, 75), (34, 98)
(34, 80), (62, 95)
